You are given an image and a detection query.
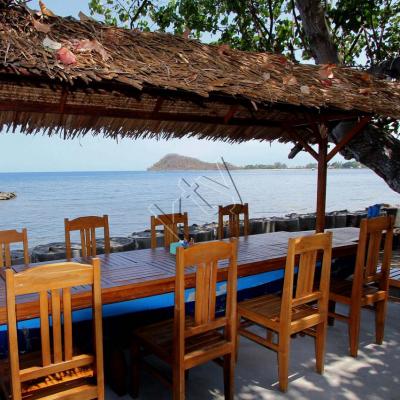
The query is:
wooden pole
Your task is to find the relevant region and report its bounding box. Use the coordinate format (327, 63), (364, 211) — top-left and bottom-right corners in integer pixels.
(316, 137), (328, 233)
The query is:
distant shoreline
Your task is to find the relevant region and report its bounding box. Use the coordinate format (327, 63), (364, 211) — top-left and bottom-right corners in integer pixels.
(0, 167), (368, 174)
(147, 153), (365, 171)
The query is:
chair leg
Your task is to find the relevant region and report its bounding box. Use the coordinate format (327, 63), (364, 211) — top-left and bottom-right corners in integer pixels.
(328, 300), (336, 326)
(223, 353), (235, 400)
(173, 365), (185, 400)
(277, 334), (290, 392)
(235, 314), (241, 362)
(315, 322), (327, 374)
(375, 299), (387, 345)
(349, 307), (361, 357)
(130, 341), (141, 399)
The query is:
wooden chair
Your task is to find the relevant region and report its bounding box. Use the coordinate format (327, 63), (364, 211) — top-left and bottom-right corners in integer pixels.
(218, 203), (249, 239)
(328, 215), (394, 357)
(0, 229), (29, 268)
(65, 215), (110, 259)
(131, 239), (238, 399)
(237, 232), (332, 392)
(2, 259), (104, 400)
(151, 212), (189, 249)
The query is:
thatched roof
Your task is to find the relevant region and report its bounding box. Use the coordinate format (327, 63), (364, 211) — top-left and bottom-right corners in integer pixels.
(0, 0), (399, 144)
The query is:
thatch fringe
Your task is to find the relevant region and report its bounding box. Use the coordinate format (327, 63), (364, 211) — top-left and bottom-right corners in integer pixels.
(0, 1), (399, 143)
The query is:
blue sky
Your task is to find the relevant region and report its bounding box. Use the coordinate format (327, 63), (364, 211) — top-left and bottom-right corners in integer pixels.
(0, 0), (329, 172)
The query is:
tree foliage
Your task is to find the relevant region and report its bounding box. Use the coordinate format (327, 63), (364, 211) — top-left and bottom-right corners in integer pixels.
(88, 0), (400, 193)
(88, 0), (400, 67)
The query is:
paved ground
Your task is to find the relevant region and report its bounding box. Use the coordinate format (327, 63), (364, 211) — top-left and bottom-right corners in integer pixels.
(106, 301), (400, 400)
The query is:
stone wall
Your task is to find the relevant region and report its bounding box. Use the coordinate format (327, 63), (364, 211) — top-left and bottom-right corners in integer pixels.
(21, 207), (398, 264)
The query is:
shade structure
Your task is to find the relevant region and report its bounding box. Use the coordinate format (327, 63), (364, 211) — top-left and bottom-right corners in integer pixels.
(1, 0), (400, 230)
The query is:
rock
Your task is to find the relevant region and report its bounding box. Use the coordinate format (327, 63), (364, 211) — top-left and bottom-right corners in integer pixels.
(131, 230), (164, 249)
(31, 242), (78, 262)
(285, 216), (300, 232)
(0, 192), (16, 200)
(249, 218), (265, 235)
(334, 212), (348, 228)
(10, 249), (30, 265)
(273, 217), (289, 232)
(325, 212), (336, 229)
(31, 237), (136, 262)
(189, 224), (215, 242)
(347, 211), (367, 227)
(264, 219), (275, 233)
(299, 214), (316, 231)
(100, 237), (136, 253)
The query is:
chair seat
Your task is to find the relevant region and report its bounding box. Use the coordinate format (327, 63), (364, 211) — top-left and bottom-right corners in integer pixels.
(133, 317), (229, 364)
(238, 294), (322, 333)
(0, 352), (97, 400)
(329, 279), (386, 305)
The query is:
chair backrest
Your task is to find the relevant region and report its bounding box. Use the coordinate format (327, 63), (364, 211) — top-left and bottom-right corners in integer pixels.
(151, 212), (189, 249)
(174, 240), (238, 360)
(218, 203), (249, 239)
(280, 232), (332, 325)
(0, 229), (29, 268)
(353, 216), (394, 293)
(5, 259), (104, 400)
(65, 215), (110, 259)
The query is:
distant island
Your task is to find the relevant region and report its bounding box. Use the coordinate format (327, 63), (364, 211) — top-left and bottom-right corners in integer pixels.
(147, 154), (239, 171)
(147, 154), (365, 171)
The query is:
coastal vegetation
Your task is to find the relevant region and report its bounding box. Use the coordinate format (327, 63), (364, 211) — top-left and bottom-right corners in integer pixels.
(89, 0), (400, 193)
(148, 154), (364, 170)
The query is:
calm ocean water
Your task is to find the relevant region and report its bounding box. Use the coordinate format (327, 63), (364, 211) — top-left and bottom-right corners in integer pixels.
(0, 169), (399, 246)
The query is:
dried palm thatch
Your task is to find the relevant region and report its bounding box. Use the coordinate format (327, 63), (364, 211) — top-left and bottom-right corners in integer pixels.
(0, 0), (399, 144)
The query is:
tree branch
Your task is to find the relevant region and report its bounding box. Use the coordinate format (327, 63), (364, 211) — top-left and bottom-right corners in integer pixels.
(344, 25), (364, 63)
(130, 0), (149, 29)
(247, 0), (271, 50)
(290, 0), (310, 56)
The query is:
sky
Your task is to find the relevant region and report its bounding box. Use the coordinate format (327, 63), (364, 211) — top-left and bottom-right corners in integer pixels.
(0, 0), (337, 172)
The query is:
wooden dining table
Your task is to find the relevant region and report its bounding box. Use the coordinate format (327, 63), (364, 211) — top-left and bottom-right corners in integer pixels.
(0, 227), (360, 325)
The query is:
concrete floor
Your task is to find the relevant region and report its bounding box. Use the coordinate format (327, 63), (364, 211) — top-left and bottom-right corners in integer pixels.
(106, 301), (400, 400)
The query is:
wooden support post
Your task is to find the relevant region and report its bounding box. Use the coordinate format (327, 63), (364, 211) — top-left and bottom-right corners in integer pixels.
(316, 137), (328, 233)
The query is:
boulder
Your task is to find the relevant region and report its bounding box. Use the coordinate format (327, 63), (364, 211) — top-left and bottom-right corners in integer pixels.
(334, 212), (348, 228)
(31, 242), (78, 262)
(325, 212), (336, 229)
(189, 224), (215, 242)
(299, 214), (316, 231)
(273, 217), (288, 232)
(0, 192), (16, 200)
(249, 218), (265, 235)
(31, 237), (136, 262)
(10, 249), (30, 265)
(100, 237), (136, 253)
(264, 219), (275, 233)
(131, 230), (164, 249)
(347, 211), (367, 227)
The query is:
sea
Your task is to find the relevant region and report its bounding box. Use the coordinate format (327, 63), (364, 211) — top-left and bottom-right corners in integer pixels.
(0, 169), (399, 247)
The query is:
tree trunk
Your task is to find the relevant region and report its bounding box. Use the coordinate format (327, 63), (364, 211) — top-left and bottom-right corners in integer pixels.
(331, 122), (400, 193)
(294, 0), (340, 64)
(295, 0), (400, 194)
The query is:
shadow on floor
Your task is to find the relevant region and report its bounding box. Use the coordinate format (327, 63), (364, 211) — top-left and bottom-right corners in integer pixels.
(106, 301), (400, 400)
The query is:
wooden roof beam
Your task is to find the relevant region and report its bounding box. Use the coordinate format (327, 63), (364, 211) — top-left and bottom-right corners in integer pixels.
(152, 97), (164, 114)
(0, 100), (285, 129)
(286, 127), (319, 160)
(223, 105), (239, 124)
